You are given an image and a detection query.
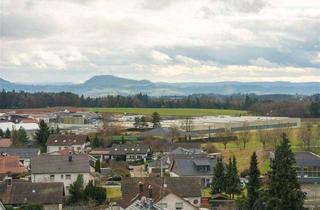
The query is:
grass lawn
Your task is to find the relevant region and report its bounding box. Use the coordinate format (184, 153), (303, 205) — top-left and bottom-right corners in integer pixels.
(207, 122), (319, 174)
(89, 107), (247, 116)
(106, 187), (122, 200)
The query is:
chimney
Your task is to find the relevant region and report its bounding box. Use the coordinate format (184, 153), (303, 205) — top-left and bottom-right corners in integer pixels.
(68, 151), (72, 162)
(138, 181), (144, 193)
(148, 185), (153, 198)
(6, 177), (12, 186)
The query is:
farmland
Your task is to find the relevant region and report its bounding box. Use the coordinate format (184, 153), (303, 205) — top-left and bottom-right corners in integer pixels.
(89, 107), (247, 116)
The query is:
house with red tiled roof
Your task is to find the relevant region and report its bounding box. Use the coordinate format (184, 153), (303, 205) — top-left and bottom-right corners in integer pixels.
(0, 156), (27, 175)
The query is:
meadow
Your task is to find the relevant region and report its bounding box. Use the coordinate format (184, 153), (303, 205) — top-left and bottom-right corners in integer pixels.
(89, 107), (247, 116)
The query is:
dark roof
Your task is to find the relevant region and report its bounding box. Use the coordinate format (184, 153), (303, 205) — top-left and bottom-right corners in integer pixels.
(31, 154), (90, 174)
(102, 144), (150, 156)
(171, 158), (217, 177)
(295, 152), (320, 166)
(118, 177), (201, 208)
(47, 134), (89, 146)
(0, 148), (40, 159)
(142, 140), (202, 153)
(0, 182), (63, 205)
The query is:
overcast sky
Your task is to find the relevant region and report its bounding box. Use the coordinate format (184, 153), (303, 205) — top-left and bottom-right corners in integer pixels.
(0, 0), (319, 83)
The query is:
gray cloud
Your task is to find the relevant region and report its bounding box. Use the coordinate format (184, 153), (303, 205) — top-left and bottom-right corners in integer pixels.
(0, 13), (57, 39)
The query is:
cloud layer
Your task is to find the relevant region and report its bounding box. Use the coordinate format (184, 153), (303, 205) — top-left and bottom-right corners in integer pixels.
(0, 0), (319, 83)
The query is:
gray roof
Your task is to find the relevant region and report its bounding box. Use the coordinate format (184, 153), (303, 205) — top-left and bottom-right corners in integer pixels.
(103, 144), (150, 156)
(0, 182), (63, 205)
(295, 152), (320, 167)
(171, 157), (217, 177)
(0, 148), (40, 159)
(170, 147), (204, 156)
(31, 154), (90, 174)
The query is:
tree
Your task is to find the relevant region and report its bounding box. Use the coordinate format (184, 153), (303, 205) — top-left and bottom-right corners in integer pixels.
(152, 112), (161, 128)
(35, 120), (50, 152)
(92, 135), (102, 148)
(95, 159), (101, 173)
(238, 122), (250, 149)
(69, 174), (84, 204)
(11, 127), (29, 147)
(0, 128), (3, 137)
(24, 204), (44, 210)
(247, 152), (261, 209)
(225, 156), (241, 199)
(84, 180), (95, 199)
(257, 130), (269, 150)
(140, 116), (148, 129)
(181, 117), (194, 140)
(4, 128), (11, 138)
(299, 124), (312, 151)
(133, 117), (141, 129)
(211, 158), (225, 194)
(266, 133), (305, 209)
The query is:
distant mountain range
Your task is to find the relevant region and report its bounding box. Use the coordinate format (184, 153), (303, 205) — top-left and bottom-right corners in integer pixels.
(0, 75), (319, 96)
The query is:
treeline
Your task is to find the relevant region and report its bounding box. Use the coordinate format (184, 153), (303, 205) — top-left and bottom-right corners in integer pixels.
(0, 90), (319, 118)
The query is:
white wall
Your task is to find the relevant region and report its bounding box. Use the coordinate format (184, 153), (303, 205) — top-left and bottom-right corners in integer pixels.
(156, 193), (198, 210)
(47, 144), (85, 154)
(32, 173), (93, 195)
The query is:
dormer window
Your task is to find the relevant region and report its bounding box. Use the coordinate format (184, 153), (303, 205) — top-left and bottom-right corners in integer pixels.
(54, 140), (58, 143)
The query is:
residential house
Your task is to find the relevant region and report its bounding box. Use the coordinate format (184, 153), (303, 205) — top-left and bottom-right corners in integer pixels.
(90, 144), (150, 163)
(0, 180), (63, 210)
(0, 148), (40, 168)
(294, 151), (320, 184)
(31, 154), (94, 195)
(170, 158), (217, 187)
(0, 156), (27, 176)
(46, 134), (90, 154)
(117, 177), (201, 210)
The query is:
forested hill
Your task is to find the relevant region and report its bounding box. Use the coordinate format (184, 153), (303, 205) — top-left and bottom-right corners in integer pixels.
(1, 75), (319, 96)
(0, 90), (319, 118)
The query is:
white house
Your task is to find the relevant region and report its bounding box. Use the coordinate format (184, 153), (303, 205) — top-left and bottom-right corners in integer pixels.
(117, 177), (201, 210)
(46, 134), (90, 154)
(31, 154), (94, 195)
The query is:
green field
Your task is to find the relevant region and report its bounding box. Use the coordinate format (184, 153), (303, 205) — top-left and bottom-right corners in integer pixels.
(89, 107), (247, 116)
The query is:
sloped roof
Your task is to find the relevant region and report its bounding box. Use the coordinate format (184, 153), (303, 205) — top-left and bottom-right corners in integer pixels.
(0, 148), (40, 159)
(295, 151), (320, 166)
(0, 156), (26, 174)
(31, 154), (90, 174)
(100, 144), (150, 156)
(0, 139), (12, 148)
(0, 182), (63, 205)
(47, 134), (89, 146)
(118, 177), (201, 208)
(171, 158), (217, 177)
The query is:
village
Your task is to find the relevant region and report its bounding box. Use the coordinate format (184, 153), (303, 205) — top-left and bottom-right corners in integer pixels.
(0, 108), (319, 210)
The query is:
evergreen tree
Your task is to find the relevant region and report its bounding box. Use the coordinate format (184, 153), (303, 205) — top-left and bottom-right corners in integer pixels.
(12, 127), (29, 146)
(152, 112), (161, 128)
(225, 156), (241, 199)
(35, 120), (50, 152)
(4, 128), (11, 138)
(24, 204), (44, 210)
(247, 152), (261, 209)
(84, 180), (95, 199)
(92, 135), (101, 148)
(95, 159), (101, 173)
(69, 174), (84, 204)
(211, 158), (225, 194)
(266, 133), (306, 209)
(0, 128), (3, 137)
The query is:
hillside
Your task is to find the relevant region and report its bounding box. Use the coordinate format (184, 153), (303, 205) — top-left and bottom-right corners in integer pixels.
(0, 75), (319, 96)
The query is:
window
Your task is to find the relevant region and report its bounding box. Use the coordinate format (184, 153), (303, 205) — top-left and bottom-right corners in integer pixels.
(66, 175), (71, 180)
(61, 174), (64, 179)
(175, 202), (183, 210)
(50, 175), (55, 181)
(159, 203), (167, 208)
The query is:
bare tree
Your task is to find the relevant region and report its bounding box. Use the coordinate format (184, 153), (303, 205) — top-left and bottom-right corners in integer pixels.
(237, 122), (250, 149)
(180, 117), (194, 141)
(299, 123), (312, 151)
(258, 130), (268, 150)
